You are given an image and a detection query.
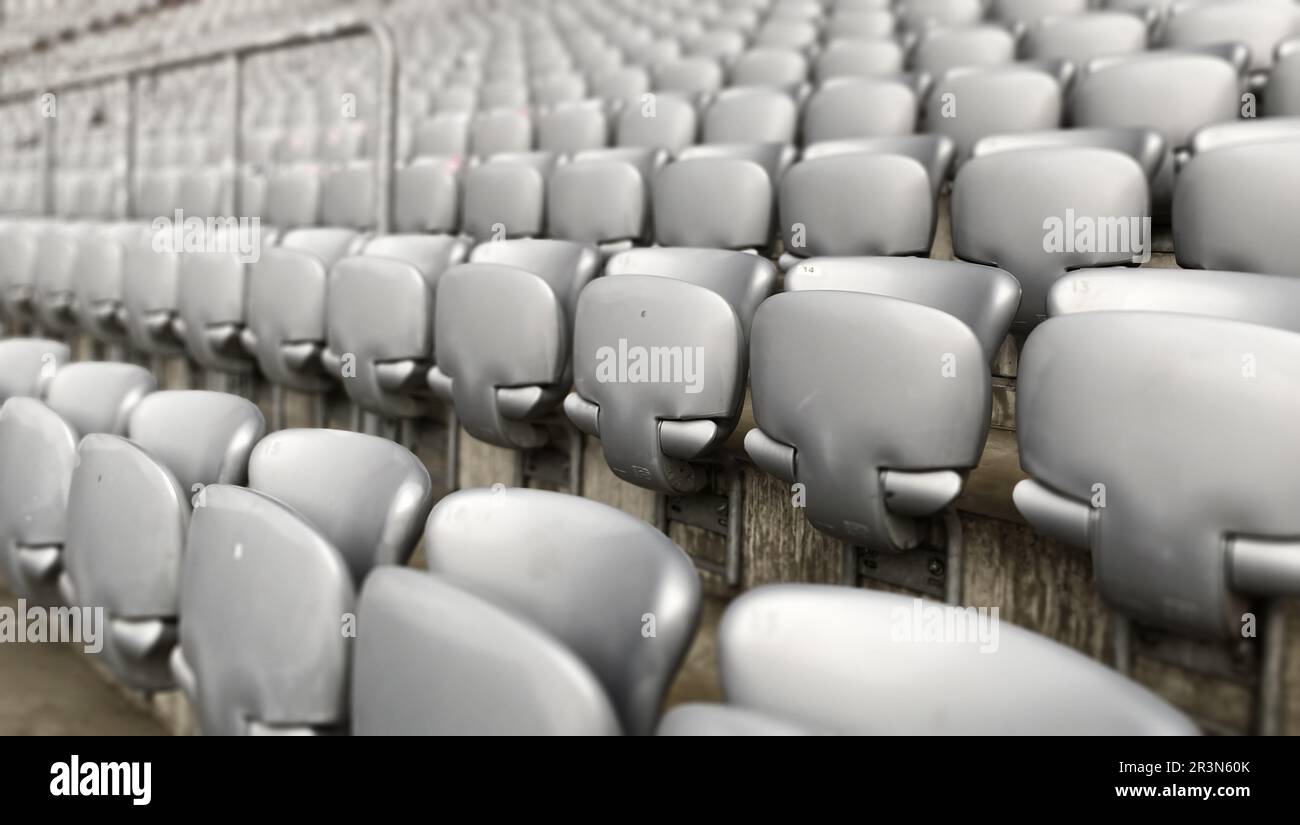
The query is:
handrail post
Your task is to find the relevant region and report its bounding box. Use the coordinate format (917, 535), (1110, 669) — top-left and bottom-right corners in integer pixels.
(6, 14), (399, 228)
(367, 18), (398, 235)
(40, 93), (55, 216)
(226, 52), (243, 217)
(123, 73), (137, 219)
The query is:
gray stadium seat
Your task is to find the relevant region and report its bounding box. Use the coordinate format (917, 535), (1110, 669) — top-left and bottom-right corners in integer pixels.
(0, 337), (67, 402)
(1071, 52), (1242, 151)
(1048, 267), (1300, 331)
(246, 428), (432, 581)
(412, 111), (471, 158)
(653, 56), (725, 97)
(0, 362), (155, 606)
(532, 72), (588, 107)
(460, 151), (557, 242)
(770, 0), (824, 22)
(1162, 1), (1300, 73)
(951, 146), (1150, 331)
(677, 141), (796, 182)
(63, 390), (264, 689)
(616, 91), (698, 153)
(801, 133), (956, 195)
(243, 228), (361, 424)
(122, 235), (186, 358)
(325, 235), (467, 419)
(926, 65), (1064, 164)
(352, 568), (620, 736)
(1015, 310), (1300, 639)
(593, 66), (652, 104)
(913, 26), (1017, 79)
(72, 225), (146, 351)
(1173, 139), (1300, 276)
(319, 122), (368, 164)
(813, 39), (906, 82)
(1270, 38), (1300, 115)
(565, 247), (776, 493)
(779, 152), (936, 263)
(744, 260), (1019, 548)
(702, 87), (799, 145)
(802, 77), (918, 142)
(1021, 12), (1149, 64)
(394, 156), (461, 234)
(0, 225), (41, 328)
(753, 19), (819, 52)
(546, 147), (667, 251)
(260, 164), (324, 234)
(992, 0), (1088, 27)
(536, 100), (609, 154)
(428, 240), (599, 449)
(896, 0), (984, 30)
(1189, 118), (1300, 155)
(320, 163), (377, 234)
(652, 156), (776, 250)
(422, 487), (702, 735)
(479, 80), (529, 110)
(971, 127), (1167, 180)
(175, 227), (258, 381)
(824, 10), (897, 41)
(31, 227), (84, 338)
(657, 585), (1199, 734)
(173, 483), (355, 735)
(430, 85), (478, 113)
(730, 47), (809, 92)
(469, 108), (534, 158)
(1070, 51), (1241, 215)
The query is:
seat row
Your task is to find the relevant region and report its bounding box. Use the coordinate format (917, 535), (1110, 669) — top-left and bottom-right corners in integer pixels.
(367, 42), (1300, 164)
(4, 140), (1300, 645)
(0, 351), (1203, 734)
(12, 124), (1300, 353)
(7, 39), (1298, 225)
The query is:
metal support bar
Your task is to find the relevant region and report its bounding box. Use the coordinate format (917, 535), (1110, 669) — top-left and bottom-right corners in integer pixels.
(570, 427), (584, 496)
(224, 52), (242, 217)
(655, 461), (744, 588)
(5, 12), (399, 232)
(370, 18), (398, 235)
(514, 423), (584, 494)
(270, 384), (284, 431)
(1112, 615), (1133, 676)
(725, 466), (744, 586)
(122, 73), (136, 218)
(1257, 601), (1286, 736)
(843, 508), (964, 604)
(943, 509), (963, 605)
(445, 407), (460, 493)
(40, 102), (54, 215)
(311, 393), (328, 429)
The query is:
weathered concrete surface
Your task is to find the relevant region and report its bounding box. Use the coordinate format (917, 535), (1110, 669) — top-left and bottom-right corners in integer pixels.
(0, 585), (165, 735)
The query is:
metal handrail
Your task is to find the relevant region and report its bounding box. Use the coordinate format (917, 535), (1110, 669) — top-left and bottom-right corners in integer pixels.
(2, 10), (398, 232)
